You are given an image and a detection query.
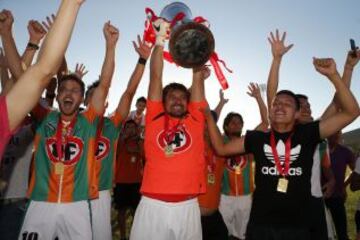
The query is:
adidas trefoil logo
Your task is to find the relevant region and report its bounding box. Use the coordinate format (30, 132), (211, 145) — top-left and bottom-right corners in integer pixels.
(262, 140), (302, 176)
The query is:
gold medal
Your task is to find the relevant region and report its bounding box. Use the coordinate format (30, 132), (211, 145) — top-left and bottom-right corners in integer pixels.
(55, 162), (65, 175)
(277, 178), (288, 193)
(235, 165), (241, 175)
(164, 145), (173, 157)
(208, 173), (215, 184)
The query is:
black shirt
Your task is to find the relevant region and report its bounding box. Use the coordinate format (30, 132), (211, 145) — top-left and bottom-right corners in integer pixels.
(244, 121), (321, 227)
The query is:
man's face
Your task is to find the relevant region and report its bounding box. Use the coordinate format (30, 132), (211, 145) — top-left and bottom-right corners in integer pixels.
(164, 89), (188, 118)
(124, 122), (138, 138)
(298, 98), (313, 123)
(57, 79), (83, 117)
(225, 116), (243, 137)
(270, 94), (299, 125)
(136, 101), (146, 114)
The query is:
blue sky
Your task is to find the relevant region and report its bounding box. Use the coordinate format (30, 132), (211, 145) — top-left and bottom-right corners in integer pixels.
(1, 0), (360, 133)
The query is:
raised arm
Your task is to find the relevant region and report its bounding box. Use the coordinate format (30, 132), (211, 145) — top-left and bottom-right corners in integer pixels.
(90, 21), (119, 114)
(213, 89), (228, 118)
(22, 20), (47, 67)
(313, 58), (360, 139)
(190, 66), (210, 102)
(6, 0), (85, 131)
(116, 35), (151, 119)
(204, 105), (245, 156)
(247, 82), (269, 131)
(42, 15), (70, 81)
(148, 19), (169, 101)
(266, 30), (294, 109)
(321, 49), (360, 120)
(44, 77), (57, 107)
(0, 10), (23, 80)
(0, 47), (13, 95)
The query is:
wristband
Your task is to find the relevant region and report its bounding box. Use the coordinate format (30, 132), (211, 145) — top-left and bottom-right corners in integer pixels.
(138, 57), (147, 65)
(27, 42), (39, 50)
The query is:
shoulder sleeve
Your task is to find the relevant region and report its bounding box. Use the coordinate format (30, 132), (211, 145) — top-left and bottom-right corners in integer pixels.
(244, 130), (257, 154)
(188, 101), (207, 122)
(109, 111), (123, 129)
(145, 100), (163, 124)
(299, 121), (321, 144)
(82, 104), (101, 123)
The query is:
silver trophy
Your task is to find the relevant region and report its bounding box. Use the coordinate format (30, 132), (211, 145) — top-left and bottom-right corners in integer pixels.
(160, 2), (215, 68)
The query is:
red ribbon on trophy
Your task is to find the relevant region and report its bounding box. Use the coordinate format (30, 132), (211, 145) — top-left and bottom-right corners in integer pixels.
(143, 7), (232, 90)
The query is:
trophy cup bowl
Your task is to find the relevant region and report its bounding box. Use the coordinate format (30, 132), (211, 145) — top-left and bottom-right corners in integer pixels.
(160, 2), (215, 68)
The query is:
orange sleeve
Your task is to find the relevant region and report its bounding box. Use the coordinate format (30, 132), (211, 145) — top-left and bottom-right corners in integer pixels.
(145, 100), (163, 124)
(188, 101), (207, 122)
(82, 104), (100, 123)
(110, 111), (123, 129)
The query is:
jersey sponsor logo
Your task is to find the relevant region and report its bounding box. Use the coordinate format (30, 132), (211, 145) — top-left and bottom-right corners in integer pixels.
(96, 136), (110, 161)
(45, 136), (84, 165)
(262, 140), (302, 176)
(157, 128), (192, 154)
(225, 155), (247, 172)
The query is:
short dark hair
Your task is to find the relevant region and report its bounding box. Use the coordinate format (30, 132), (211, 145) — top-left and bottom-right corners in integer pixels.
(223, 112), (243, 134)
(58, 74), (85, 96)
(295, 94), (308, 101)
(124, 119), (138, 128)
(276, 90), (300, 110)
(136, 96), (147, 104)
(85, 80), (100, 99)
(162, 82), (190, 103)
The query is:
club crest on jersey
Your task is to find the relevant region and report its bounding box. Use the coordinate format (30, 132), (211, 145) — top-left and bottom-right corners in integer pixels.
(46, 137), (84, 165)
(96, 136), (110, 161)
(226, 155), (247, 172)
(262, 140), (302, 176)
(157, 128), (192, 154)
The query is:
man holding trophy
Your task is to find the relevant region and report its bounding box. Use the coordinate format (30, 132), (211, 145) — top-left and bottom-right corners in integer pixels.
(130, 3), (214, 240)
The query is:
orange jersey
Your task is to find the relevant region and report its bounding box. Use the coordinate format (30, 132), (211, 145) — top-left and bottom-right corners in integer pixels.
(115, 137), (143, 183)
(198, 143), (225, 209)
(141, 100), (207, 195)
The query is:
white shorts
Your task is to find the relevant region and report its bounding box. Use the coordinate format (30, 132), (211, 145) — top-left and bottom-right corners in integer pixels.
(130, 196), (202, 240)
(219, 194), (252, 239)
(19, 200), (92, 240)
(91, 190), (112, 240)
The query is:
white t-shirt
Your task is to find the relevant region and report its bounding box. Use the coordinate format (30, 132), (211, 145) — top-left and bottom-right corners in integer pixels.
(311, 141), (330, 198)
(129, 110), (145, 127)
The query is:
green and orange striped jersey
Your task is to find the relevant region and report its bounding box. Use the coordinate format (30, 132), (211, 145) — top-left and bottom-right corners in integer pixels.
(27, 105), (99, 203)
(221, 136), (255, 196)
(95, 113), (122, 191)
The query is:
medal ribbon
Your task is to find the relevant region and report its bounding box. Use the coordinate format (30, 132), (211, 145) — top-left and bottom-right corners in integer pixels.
(164, 114), (183, 146)
(56, 116), (77, 163)
(270, 131), (293, 177)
